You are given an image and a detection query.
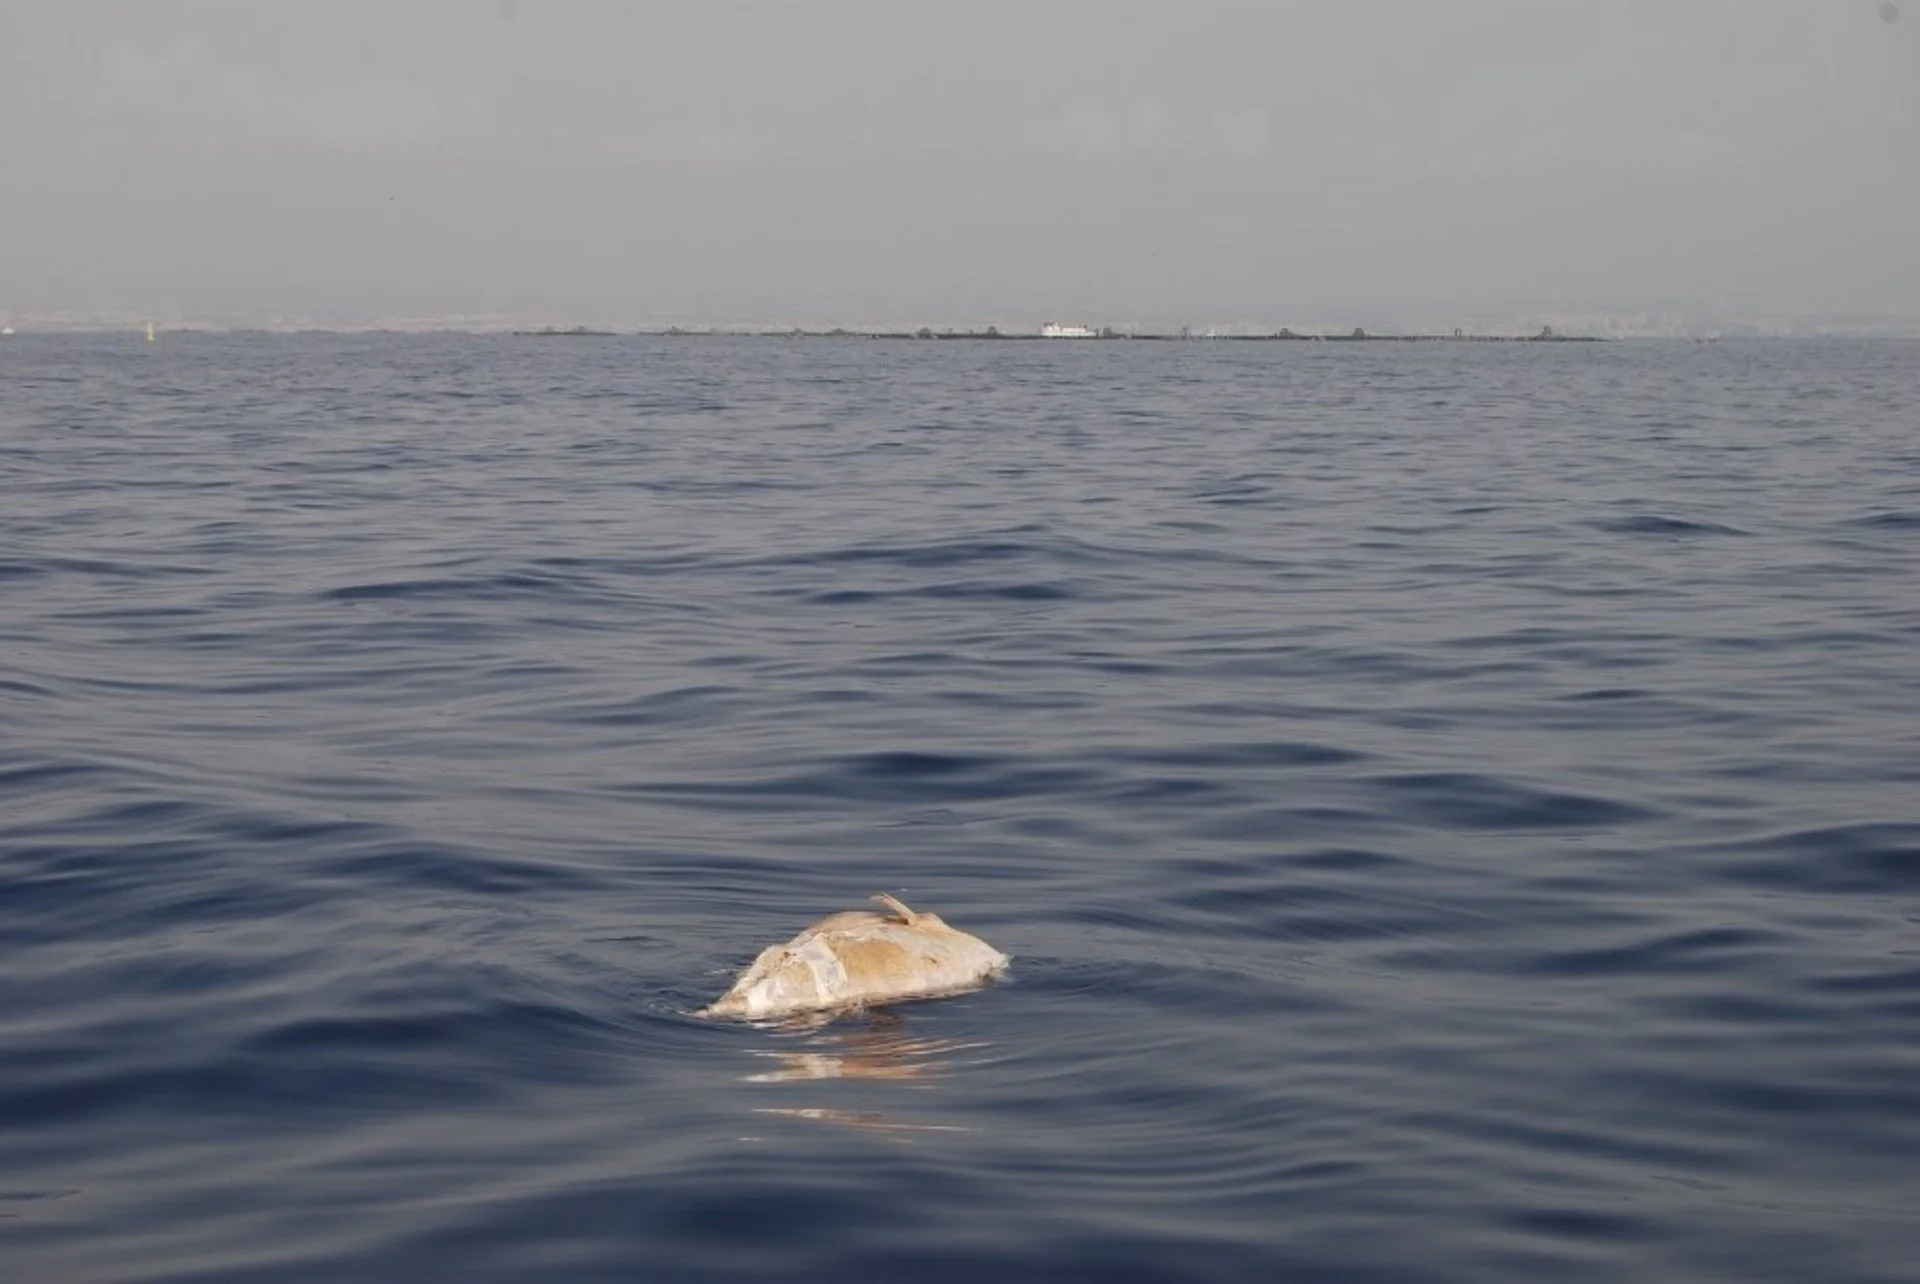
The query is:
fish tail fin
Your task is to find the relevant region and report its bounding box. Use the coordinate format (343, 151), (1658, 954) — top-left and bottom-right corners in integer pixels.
(871, 892), (918, 924)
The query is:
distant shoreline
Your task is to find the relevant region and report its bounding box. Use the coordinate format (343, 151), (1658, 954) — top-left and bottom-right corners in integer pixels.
(513, 325), (1604, 343)
(19, 322), (1920, 340)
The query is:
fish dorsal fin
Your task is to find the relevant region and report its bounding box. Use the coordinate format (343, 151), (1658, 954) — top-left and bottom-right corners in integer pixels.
(871, 892), (918, 924)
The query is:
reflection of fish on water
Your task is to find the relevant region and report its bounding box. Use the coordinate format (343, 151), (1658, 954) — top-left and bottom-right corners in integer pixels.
(699, 893), (1008, 1021)
(741, 1015), (992, 1137)
(752, 1107), (971, 1135)
(737, 1010), (994, 1137)
(744, 1010), (990, 1082)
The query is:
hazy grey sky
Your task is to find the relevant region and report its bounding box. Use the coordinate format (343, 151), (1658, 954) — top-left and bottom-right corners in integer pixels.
(2, 1), (1914, 324)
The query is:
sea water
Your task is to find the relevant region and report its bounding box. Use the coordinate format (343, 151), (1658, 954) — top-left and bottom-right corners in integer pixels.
(2, 333), (1916, 1282)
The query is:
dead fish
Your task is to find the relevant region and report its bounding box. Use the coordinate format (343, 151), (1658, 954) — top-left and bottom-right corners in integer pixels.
(699, 893), (1008, 1020)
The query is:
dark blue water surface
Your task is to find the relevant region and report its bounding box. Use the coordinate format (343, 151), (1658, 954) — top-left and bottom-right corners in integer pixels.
(2, 332), (1917, 1283)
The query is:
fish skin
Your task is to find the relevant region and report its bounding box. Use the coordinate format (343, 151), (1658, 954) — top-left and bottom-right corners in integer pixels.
(699, 894), (1008, 1020)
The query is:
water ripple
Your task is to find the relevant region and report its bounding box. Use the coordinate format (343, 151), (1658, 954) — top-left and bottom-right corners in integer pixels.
(2, 334), (1917, 1283)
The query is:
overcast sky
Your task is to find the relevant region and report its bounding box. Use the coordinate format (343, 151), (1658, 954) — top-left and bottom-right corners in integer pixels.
(1, 1), (1914, 325)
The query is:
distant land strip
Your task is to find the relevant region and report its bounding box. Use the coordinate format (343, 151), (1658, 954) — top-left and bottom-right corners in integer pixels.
(511, 324), (1602, 342)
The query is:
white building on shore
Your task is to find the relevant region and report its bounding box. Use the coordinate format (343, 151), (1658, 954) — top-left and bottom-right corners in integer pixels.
(1039, 321), (1099, 338)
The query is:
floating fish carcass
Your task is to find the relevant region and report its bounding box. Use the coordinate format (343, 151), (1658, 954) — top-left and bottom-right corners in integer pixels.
(699, 894), (1008, 1020)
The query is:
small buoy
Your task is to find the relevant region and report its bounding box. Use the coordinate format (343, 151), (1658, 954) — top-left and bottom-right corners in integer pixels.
(700, 894), (1008, 1020)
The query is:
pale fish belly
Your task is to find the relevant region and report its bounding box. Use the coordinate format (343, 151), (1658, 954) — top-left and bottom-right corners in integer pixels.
(699, 895), (1008, 1020)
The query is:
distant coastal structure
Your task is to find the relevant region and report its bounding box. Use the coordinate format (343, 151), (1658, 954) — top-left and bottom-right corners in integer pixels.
(1039, 321), (1099, 339)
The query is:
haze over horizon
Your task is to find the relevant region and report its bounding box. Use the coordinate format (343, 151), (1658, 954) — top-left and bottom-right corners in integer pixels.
(2, 1), (1915, 329)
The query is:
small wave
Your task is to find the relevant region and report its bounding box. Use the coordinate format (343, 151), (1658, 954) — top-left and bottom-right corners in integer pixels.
(1843, 510), (1920, 530)
(0, 757), (116, 794)
(1526, 925), (1784, 979)
(1595, 515), (1748, 537)
(0, 1019), (527, 1132)
(776, 535), (1053, 570)
(321, 567), (594, 603)
(310, 841), (602, 898)
(1368, 771), (1658, 831)
(1559, 686), (1650, 702)
(624, 749), (1099, 809)
(1718, 822), (1920, 894)
(804, 581), (1076, 606)
(1105, 741), (1366, 770)
(555, 684), (747, 728)
(1499, 1205), (1654, 1246)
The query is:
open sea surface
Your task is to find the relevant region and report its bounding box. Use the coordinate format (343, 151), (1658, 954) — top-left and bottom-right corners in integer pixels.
(2, 332), (1917, 1283)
